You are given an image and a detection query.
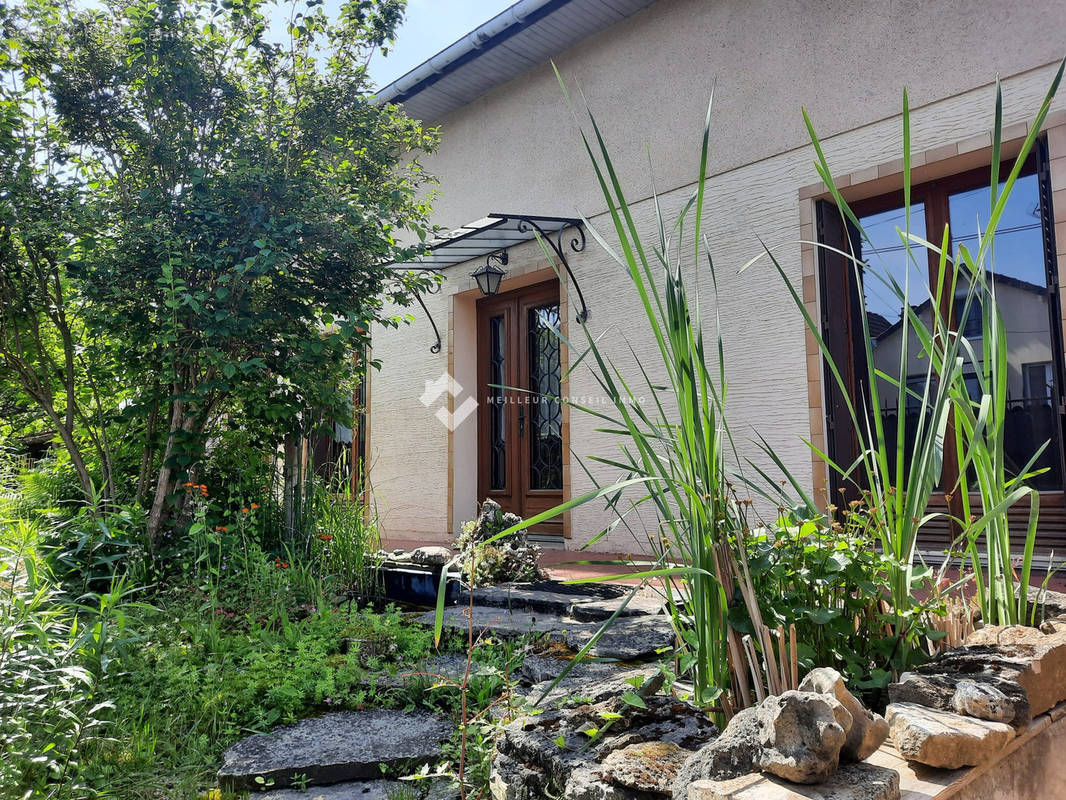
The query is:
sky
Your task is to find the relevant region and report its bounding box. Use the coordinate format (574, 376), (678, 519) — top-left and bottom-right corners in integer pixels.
(265, 0), (516, 89)
(366, 0), (516, 89)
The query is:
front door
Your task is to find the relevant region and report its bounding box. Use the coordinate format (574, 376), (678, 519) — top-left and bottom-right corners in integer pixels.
(476, 281), (564, 535)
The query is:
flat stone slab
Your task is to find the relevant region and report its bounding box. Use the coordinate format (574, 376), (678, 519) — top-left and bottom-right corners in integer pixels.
(258, 780), (397, 799)
(687, 761), (900, 800)
(218, 710), (453, 791)
(260, 779), (457, 800)
(885, 702), (1014, 769)
(462, 585), (580, 616)
(567, 615), (676, 661)
(526, 664), (659, 707)
(418, 606), (577, 641)
(569, 591), (664, 622)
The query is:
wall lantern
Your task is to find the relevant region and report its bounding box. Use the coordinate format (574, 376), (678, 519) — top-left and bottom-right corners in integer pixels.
(472, 251), (508, 296)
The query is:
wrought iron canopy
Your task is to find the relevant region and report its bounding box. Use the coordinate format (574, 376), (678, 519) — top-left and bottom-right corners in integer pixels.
(394, 213), (583, 271)
(392, 213), (589, 353)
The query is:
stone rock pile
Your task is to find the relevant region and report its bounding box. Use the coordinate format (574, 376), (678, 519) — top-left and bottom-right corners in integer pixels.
(882, 615), (1066, 770)
(672, 669), (890, 799)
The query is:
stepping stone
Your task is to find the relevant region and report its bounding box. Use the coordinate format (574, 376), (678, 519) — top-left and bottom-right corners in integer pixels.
(217, 710), (453, 791)
(258, 780), (396, 799)
(569, 590), (664, 622)
(260, 779), (457, 799)
(462, 584), (579, 616)
(417, 606), (576, 641)
(567, 615), (676, 661)
(885, 702), (1015, 769)
(525, 664), (658, 707)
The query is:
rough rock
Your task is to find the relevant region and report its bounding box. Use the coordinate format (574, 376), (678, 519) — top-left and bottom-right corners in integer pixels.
(1026, 585), (1066, 622)
(752, 692), (850, 784)
(885, 702), (1015, 769)
(918, 629), (1066, 715)
(517, 654), (588, 684)
(798, 667), (888, 761)
(686, 761), (901, 800)
(411, 546), (453, 567)
(673, 692), (850, 799)
(950, 678), (1015, 723)
(965, 624), (1058, 646)
(217, 710), (453, 791)
(567, 615), (677, 661)
(888, 671), (1031, 728)
(491, 692), (718, 800)
(1040, 616), (1066, 635)
(600, 741), (692, 794)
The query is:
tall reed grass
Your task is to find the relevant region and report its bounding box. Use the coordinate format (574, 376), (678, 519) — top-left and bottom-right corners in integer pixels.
(749, 60), (1065, 631)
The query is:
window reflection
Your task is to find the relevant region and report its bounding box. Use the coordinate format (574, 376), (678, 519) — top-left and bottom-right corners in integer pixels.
(948, 174), (1060, 489)
(858, 202), (929, 483)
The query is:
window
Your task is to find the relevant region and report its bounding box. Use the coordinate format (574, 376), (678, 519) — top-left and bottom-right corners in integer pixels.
(818, 147), (1064, 496)
(1024, 361), (1053, 404)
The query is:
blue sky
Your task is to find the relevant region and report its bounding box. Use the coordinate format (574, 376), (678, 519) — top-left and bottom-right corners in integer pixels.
(367, 0), (516, 88)
(264, 0), (516, 89)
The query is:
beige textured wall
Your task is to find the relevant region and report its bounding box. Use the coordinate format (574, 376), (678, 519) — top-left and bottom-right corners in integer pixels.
(369, 0), (1066, 550)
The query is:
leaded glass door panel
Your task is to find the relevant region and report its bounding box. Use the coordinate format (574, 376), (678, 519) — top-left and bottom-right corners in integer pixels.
(476, 281), (564, 536)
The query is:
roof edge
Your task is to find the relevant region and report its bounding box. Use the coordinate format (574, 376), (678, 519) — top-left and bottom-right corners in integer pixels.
(375, 0), (572, 107)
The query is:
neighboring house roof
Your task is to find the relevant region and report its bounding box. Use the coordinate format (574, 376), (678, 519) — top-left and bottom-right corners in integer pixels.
(375, 0), (659, 123)
(872, 270), (1047, 342)
(867, 312), (893, 339)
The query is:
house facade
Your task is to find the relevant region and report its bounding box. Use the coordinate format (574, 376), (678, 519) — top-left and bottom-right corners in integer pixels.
(362, 0), (1066, 554)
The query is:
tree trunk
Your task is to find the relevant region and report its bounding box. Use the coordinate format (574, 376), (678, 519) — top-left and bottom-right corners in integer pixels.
(283, 434), (299, 538)
(147, 398), (186, 545)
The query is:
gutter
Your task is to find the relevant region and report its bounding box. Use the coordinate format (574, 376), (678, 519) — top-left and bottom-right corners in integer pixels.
(375, 0), (574, 106)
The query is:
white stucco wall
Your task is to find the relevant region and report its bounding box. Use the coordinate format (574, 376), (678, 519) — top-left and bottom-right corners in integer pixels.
(368, 0), (1066, 550)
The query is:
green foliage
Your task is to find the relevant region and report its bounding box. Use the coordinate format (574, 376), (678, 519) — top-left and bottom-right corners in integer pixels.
(739, 507), (940, 691)
(86, 599), (431, 796)
(1, 0), (439, 540)
(0, 516), (141, 798)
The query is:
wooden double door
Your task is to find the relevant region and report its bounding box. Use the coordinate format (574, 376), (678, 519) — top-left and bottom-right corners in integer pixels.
(476, 281), (564, 536)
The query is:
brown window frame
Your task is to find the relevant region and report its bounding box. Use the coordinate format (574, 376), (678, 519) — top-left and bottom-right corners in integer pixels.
(817, 141), (1066, 547)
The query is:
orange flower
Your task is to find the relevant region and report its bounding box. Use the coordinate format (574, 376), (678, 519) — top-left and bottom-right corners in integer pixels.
(242, 507), (249, 514)
(215, 526), (228, 532)
(317, 534), (333, 542)
(250, 503), (259, 510)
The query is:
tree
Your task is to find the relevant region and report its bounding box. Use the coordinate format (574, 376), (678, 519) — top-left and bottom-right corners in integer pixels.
(4, 0), (438, 541)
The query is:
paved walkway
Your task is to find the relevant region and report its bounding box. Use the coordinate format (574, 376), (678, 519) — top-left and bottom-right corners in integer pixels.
(382, 537), (1066, 593)
(382, 537), (655, 583)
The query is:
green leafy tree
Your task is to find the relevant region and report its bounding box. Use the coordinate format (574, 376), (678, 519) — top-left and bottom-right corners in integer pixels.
(6, 0), (437, 540)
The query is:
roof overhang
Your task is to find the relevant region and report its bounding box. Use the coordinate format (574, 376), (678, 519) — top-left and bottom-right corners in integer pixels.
(374, 0), (659, 123)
